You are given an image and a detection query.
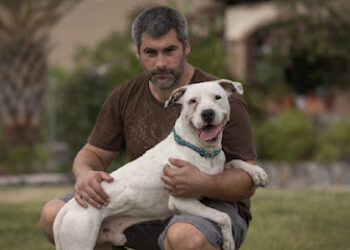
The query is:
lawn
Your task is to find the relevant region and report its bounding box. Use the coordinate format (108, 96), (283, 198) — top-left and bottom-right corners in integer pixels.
(0, 186), (349, 250)
(242, 188), (350, 250)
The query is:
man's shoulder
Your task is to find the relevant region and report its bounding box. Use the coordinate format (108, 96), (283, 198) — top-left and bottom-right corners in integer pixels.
(113, 73), (148, 92)
(191, 68), (219, 83)
(108, 73), (148, 99)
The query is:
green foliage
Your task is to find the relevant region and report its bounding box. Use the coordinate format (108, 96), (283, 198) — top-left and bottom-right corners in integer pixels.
(277, 0), (350, 58)
(315, 120), (350, 163)
(50, 32), (142, 153)
(53, 67), (109, 152)
(255, 48), (292, 97)
(255, 110), (316, 163)
(248, 0), (350, 165)
(0, 143), (51, 174)
(253, 0), (350, 94)
(188, 37), (231, 79)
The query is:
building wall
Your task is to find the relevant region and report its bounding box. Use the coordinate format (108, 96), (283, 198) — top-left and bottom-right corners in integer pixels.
(224, 1), (280, 80)
(49, 0), (212, 68)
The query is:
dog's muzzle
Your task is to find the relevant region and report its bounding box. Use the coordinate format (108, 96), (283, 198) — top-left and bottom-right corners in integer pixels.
(195, 119), (225, 141)
(201, 109), (215, 124)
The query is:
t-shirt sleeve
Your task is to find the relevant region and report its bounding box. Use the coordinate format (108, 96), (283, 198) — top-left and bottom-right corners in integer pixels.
(87, 86), (125, 151)
(222, 94), (257, 162)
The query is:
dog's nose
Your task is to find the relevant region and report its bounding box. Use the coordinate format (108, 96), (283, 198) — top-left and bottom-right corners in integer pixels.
(201, 109), (215, 123)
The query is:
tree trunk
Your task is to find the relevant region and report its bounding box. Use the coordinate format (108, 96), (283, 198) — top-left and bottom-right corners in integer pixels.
(0, 36), (48, 143)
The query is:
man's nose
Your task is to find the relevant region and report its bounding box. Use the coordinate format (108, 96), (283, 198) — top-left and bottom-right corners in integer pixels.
(155, 54), (167, 68)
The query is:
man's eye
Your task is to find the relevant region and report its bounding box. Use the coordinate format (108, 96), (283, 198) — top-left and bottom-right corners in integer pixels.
(165, 48), (175, 53)
(145, 50), (157, 56)
(164, 46), (177, 54)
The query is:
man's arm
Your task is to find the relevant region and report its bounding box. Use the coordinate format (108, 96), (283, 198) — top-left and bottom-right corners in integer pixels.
(73, 143), (119, 208)
(162, 158), (256, 202)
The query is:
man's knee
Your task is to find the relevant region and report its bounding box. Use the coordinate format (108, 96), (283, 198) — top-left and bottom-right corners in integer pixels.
(164, 222), (219, 250)
(40, 199), (66, 244)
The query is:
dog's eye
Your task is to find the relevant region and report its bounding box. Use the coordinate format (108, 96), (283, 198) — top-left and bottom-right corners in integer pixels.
(215, 95), (221, 100)
(189, 98), (197, 104)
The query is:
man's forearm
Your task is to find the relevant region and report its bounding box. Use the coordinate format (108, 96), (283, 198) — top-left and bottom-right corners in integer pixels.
(199, 167), (256, 202)
(72, 149), (104, 179)
(72, 144), (117, 180)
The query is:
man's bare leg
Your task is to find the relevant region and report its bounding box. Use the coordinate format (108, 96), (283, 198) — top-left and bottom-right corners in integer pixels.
(40, 199), (66, 244)
(163, 222), (221, 250)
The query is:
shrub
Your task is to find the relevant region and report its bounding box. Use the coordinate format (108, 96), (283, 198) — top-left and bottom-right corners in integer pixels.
(315, 120), (350, 163)
(188, 37), (231, 79)
(0, 143), (51, 174)
(49, 33), (141, 153)
(256, 109), (316, 163)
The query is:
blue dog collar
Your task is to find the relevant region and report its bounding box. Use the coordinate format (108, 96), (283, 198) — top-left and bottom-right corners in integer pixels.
(172, 127), (222, 158)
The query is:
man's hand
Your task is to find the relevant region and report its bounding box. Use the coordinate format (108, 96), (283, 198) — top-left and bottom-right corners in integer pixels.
(74, 170), (114, 208)
(161, 158), (208, 198)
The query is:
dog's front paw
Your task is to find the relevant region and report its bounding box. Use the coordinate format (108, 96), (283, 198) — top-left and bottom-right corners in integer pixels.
(251, 166), (268, 187)
(222, 238), (235, 250)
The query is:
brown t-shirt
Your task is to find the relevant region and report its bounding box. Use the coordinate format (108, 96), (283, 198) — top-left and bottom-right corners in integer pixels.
(88, 69), (257, 222)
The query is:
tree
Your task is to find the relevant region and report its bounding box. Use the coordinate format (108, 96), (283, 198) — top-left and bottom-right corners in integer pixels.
(252, 0), (350, 95)
(0, 0), (81, 144)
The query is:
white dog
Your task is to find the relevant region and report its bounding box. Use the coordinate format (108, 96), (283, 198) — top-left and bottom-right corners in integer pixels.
(53, 79), (268, 250)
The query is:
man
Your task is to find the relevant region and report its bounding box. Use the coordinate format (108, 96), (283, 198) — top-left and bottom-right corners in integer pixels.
(40, 6), (257, 250)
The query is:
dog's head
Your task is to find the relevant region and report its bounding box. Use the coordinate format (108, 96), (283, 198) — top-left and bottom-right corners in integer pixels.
(165, 79), (243, 142)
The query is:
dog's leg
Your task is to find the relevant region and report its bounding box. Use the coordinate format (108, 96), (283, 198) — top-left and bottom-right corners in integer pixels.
(229, 160), (268, 187)
(169, 197), (235, 250)
(54, 204), (103, 250)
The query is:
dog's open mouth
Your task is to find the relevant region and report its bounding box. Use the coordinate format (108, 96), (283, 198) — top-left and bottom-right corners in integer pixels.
(196, 121), (225, 141)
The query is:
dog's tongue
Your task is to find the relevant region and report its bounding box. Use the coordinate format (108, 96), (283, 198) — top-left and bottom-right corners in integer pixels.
(197, 125), (223, 141)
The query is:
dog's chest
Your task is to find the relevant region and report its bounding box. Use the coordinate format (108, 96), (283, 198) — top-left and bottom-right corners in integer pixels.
(172, 147), (225, 175)
(196, 155), (225, 175)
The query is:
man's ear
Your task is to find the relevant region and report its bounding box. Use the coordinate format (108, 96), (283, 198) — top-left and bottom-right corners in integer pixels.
(218, 79), (244, 96)
(164, 86), (187, 108)
(184, 39), (191, 56)
(133, 43), (140, 59)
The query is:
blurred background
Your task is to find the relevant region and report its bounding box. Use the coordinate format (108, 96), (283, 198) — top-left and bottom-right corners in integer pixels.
(0, 0), (350, 249)
(1, 0), (350, 178)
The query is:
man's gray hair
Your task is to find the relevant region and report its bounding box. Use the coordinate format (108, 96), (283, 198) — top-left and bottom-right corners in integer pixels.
(131, 6), (188, 50)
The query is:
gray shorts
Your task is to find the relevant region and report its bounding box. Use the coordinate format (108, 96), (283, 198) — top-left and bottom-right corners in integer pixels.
(58, 194), (248, 250)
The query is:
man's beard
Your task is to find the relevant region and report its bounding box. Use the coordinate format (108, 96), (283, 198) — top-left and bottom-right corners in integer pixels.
(146, 56), (186, 89)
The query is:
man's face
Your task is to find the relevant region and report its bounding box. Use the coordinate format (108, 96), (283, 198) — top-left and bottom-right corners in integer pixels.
(137, 29), (190, 89)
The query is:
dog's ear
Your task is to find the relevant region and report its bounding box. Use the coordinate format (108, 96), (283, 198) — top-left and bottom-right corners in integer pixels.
(164, 86), (187, 108)
(219, 80), (244, 95)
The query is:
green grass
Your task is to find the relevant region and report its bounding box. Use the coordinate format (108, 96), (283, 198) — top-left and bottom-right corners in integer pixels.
(241, 188), (350, 250)
(0, 187), (349, 250)
(0, 186), (72, 250)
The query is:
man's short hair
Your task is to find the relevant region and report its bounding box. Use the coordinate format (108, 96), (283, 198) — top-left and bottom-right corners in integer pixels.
(131, 6), (188, 50)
